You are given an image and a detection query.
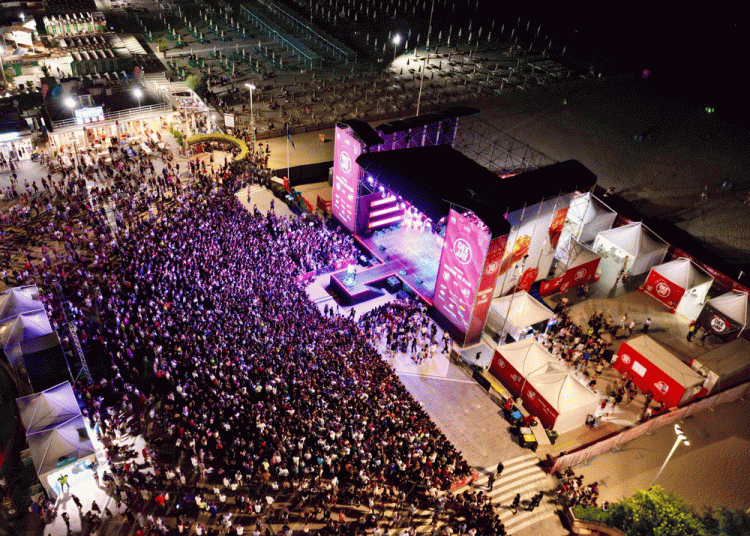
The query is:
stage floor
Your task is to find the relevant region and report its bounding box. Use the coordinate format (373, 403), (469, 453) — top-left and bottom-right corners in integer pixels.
(357, 225), (444, 303)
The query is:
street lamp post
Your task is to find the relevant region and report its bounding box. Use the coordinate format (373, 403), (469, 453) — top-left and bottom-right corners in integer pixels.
(416, 55), (428, 116)
(133, 87), (143, 108)
(64, 96), (81, 169)
(245, 83), (256, 153)
(650, 424), (690, 490)
(0, 46), (7, 90)
(392, 34), (401, 61)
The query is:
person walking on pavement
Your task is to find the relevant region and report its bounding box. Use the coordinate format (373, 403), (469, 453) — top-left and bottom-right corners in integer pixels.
(487, 473), (496, 492)
(62, 511), (71, 533)
(687, 321), (697, 341)
(71, 494), (82, 510)
(527, 492), (543, 511)
(497, 462), (504, 476)
(627, 319), (636, 336)
(58, 473), (70, 492)
(642, 317), (651, 333)
(510, 493), (521, 515)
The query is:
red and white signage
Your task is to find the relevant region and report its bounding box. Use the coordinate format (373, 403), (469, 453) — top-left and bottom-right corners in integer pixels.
(521, 382), (558, 430)
(465, 234), (508, 344)
(488, 350), (525, 398)
(332, 125), (362, 233)
(613, 340), (686, 408)
(434, 210), (491, 342)
(644, 269), (685, 310)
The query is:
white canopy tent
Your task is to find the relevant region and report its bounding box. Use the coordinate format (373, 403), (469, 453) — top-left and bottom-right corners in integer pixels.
(643, 258), (713, 319)
(486, 291), (555, 341)
(565, 192), (618, 244)
(522, 371), (601, 433)
(0, 285), (45, 323)
(699, 291), (749, 340)
(17, 382), (82, 435)
(0, 311), (54, 363)
(26, 415), (96, 494)
(593, 222), (669, 276)
(488, 338), (566, 397)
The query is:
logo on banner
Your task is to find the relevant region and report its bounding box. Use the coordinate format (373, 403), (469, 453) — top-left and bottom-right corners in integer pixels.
(485, 261), (499, 275)
(620, 353), (631, 364)
(710, 315), (728, 333)
(496, 358), (505, 368)
(526, 389), (536, 400)
(511, 373), (521, 383)
(574, 268), (587, 282)
(453, 238), (473, 265)
(340, 151), (352, 174)
(654, 381), (669, 394)
(656, 281), (671, 298)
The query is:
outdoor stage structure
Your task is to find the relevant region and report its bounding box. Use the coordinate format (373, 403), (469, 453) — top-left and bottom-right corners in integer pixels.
(330, 107), (598, 345)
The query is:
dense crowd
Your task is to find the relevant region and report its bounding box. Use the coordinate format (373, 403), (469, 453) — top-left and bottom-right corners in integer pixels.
(0, 143), (521, 535)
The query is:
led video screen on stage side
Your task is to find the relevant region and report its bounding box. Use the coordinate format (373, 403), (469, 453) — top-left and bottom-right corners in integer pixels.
(434, 209), (491, 336)
(332, 125), (362, 233)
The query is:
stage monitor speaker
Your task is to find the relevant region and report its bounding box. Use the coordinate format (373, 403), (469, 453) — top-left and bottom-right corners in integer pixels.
(385, 276), (402, 293)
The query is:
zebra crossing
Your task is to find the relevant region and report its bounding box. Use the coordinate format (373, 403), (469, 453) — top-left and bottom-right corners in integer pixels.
(453, 453), (558, 535)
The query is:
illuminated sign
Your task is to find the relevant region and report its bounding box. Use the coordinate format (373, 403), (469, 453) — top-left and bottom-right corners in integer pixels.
(332, 125), (361, 232)
(0, 132), (20, 143)
(74, 106), (105, 125)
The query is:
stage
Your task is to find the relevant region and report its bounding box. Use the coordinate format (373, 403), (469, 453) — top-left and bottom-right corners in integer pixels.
(329, 224), (443, 305)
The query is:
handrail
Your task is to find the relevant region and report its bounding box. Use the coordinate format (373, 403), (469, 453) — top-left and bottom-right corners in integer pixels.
(50, 102), (172, 131)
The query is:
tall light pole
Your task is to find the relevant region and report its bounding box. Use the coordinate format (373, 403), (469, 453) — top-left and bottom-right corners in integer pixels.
(416, 55), (428, 116)
(0, 46), (6, 90)
(392, 34), (401, 61)
(133, 87), (143, 108)
(65, 96), (81, 169)
(245, 83), (256, 152)
(650, 424), (690, 490)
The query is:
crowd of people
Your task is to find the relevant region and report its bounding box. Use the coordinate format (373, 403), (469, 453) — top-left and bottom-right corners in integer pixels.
(1, 142), (518, 535)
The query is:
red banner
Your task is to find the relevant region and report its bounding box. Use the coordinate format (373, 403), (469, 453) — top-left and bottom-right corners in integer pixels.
(644, 269), (684, 310)
(283, 176), (291, 194)
(465, 234), (508, 344)
(614, 340), (688, 408)
(539, 275), (564, 297)
(521, 381), (559, 430)
(548, 207), (568, 249)
(517, 267), (539, 292)
(562, 257), (601, 289)
(489, 350), (525, 398)
(497, 234), (531, 277)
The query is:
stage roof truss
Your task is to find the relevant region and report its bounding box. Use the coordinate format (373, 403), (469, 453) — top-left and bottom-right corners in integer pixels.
(451, 114), (557, 177)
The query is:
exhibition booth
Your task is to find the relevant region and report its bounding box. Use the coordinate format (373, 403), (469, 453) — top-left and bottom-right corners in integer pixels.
(564, 192), (617, 245)
(488, 338), (565, 398)
(614, 336), (705, 408)
(642, 258), (713, 319)
(593, 222), (668, 276)
(521, 370), (601, 433)
(485, 291), (554, 342)
(696, 291), (749, 341)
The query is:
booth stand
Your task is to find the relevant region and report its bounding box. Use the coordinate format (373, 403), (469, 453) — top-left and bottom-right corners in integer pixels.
(641, 258), (713, 318)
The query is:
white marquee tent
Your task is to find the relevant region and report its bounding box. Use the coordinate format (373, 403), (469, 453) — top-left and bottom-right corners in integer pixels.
(17, 382), (82, 435)
(593, 222), (669, 276)
(565, 192), (618, 245)
(0, 311), (54, 363)
(26, 415), (95, 482)
(486, 291), (555, 341)
(488, 338), (566, 397)
(643, 258), (713, 319)
(522, 371), (601, 433)
(0, 285), (45, 323)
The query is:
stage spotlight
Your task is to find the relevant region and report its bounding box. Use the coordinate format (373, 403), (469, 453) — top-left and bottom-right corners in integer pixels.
(367, 175), (375, 185)
(378, 185), (385, 192)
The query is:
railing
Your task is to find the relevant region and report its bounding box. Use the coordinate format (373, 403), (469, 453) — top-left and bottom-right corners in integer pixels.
(240, 4), (322, 69)
(50, 102), (172, 131)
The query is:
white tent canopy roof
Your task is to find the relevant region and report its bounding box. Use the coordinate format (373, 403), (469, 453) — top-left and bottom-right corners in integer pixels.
(490, 291), (554, 329)
(17, 382), (82, 435)
(706, 291), (749, 327)
(625, 335), (704, 389)
(652, 258), (713, 290)
(494, 338), (565, 377)
(568, 192), (617, 226)
(0, 311), (54, 359)
(525, 371), (600, 413)
(26, 415), (95, 477)
(0, 286), (44, 323)
(596, 222), (667, 259)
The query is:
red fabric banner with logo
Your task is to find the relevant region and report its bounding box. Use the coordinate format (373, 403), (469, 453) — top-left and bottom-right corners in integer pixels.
(613, 341), (686, 408)
(562, 257), (601, 289)
(517, 267), (539, 293)
(539, 275), (564, 297)
(488, 349), (525, 399)
(644, 269), (685, 310)
(521, 381), (559, 430)
(466, 235), (509, 344)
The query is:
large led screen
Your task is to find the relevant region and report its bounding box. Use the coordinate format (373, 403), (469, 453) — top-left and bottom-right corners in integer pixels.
(434, 209), (491, 338)
(332, 125), (362, 232)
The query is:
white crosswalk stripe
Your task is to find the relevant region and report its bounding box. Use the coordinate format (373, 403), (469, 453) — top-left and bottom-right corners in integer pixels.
(453, 454), (558, 535)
